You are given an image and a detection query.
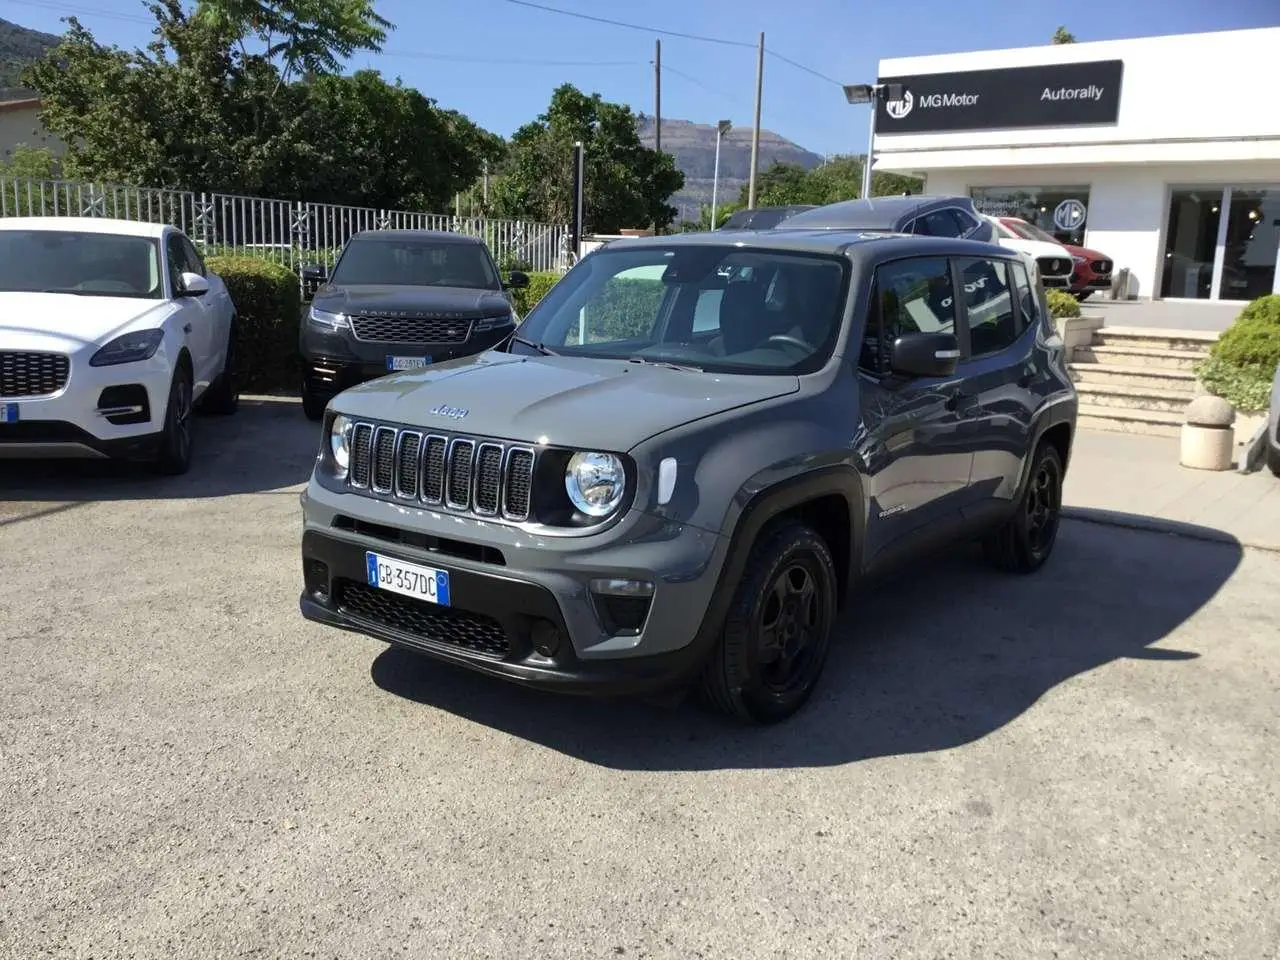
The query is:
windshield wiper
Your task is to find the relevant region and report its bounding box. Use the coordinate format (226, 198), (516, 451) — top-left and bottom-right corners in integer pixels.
(40, 287), (93, 296)
(509, 334), (558, 356)
(626, 356), (703, 372)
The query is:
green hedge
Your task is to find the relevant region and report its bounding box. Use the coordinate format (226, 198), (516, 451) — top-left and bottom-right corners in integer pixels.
(207, 255), (302, 392)
(1196, 294), (1280, 412)
(1045, 288), (1081, 319)
(510, 272), (669, 343)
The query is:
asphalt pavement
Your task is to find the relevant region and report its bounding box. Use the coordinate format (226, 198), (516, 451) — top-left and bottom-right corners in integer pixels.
(1, 399), (1277, 959)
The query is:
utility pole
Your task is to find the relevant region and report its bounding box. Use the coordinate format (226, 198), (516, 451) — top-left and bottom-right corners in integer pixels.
(482, 160), (489, 207)
(654, 38), (662, 235)
(654, 39), (662, 156)
(747, 32), (764, 209)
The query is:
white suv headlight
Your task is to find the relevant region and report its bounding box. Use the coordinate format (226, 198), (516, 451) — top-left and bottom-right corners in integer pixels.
(565, 451), (626, 517)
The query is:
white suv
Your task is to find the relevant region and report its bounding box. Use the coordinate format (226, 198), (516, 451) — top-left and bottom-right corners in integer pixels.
(0, 217), (239, 474)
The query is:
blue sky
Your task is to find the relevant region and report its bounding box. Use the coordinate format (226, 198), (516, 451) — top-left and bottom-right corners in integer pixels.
(3, 0), (1278, 155)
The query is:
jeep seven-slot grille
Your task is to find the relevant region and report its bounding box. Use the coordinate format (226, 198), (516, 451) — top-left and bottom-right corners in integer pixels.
(349, 313), (474, 345)
(348, 421), (535, 522)
(0, 352), (70, 397)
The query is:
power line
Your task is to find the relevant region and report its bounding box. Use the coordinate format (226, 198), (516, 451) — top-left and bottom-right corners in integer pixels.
(764, 49), (843, 87)
(0, 0), (642, 68)
(501, 0), (753, 48)
(501, 0), (846, 90)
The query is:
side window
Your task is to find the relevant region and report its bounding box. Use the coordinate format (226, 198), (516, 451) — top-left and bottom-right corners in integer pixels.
(164, 235), (186, 295)
(1010, 260), (1044, 333)
(862, 257), (957, 375)
(692, 288), (723, 333)
(914, 209), (964, 238)
(559, 265), (667, 346)
(958, 258), (1022, 357)
(951, 208), (980, 237)
(180, 236), (206, 277)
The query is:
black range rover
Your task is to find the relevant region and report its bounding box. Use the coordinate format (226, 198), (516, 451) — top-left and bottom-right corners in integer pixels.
(299, 229), (530, 420)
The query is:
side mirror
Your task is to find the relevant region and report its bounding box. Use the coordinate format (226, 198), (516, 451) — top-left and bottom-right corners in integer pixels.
(301, 263), (328, 282)
(504, 270), (530, 290)
(178, 272), (210, 297)
(890, 331), (960, 378)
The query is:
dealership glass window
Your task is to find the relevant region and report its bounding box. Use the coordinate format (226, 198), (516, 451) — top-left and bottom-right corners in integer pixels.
(969, 186), (1092, 246)
(1220, 188), (1280, 302)
(1160, 189), (1221, 300)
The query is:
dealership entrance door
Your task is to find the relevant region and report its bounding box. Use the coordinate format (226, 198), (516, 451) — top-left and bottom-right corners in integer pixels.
(1161, 186), (1280, 301)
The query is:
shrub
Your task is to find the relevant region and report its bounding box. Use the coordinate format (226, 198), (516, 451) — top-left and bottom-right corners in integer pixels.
(512, 271), (561, 316)
(207, 255), (302, 392)
(1045, 288), (1081, 319)
(1196, 294), (1280, 413)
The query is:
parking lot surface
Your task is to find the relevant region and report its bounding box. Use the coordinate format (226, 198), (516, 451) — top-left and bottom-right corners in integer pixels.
(2, 400), (1278, 959)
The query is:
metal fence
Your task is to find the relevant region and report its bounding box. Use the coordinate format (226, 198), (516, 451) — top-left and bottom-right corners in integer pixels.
(0, 177), (573, 283)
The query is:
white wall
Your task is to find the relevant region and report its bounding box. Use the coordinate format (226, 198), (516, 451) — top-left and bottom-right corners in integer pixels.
(875, 27), (1280, 167)
(926, 161), (1280, 298)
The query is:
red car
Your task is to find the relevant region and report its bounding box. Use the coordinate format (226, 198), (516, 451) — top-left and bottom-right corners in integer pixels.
(998, 216), (1114, 300)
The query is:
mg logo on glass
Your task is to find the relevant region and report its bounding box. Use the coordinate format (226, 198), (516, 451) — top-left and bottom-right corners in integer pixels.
(1054, 199), (1087, 231)
(886, 90), (913, 120)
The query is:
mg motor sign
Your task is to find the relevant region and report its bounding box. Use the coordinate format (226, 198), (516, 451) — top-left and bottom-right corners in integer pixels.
(876, 60), (1124, 134)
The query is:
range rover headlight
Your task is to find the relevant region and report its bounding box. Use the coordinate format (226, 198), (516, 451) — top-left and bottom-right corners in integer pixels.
(329, 414), (353, 475)
(565, 451), (626, 517)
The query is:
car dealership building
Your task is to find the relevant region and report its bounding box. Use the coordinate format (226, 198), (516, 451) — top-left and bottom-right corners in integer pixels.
(872, 26), (1280, 303)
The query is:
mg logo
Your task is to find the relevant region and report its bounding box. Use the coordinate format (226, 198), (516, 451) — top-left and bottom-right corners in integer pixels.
(1054, 198), (1087, 232)
(885, 90), (913, 120)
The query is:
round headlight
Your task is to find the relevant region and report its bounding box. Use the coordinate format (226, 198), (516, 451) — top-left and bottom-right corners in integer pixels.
(565, 451), (626, 517)
(329, 414), (353, 473)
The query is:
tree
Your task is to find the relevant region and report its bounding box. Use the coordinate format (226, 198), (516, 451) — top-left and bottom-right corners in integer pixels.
(736, 156), (923, 208)
(0, 144), (58, 178)
(492, 84), (684, 233)
(22, 4), (498, 210)
(1052, 26), (1077, 44)
(192, 0), (392, 81)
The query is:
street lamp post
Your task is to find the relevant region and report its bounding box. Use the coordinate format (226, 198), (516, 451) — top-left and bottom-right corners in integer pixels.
(711, 119), (732, 230)
(841, 82), (905, 201)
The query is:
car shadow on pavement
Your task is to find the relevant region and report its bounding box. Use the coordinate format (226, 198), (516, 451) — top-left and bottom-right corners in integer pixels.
(370, 516), (1242, 771)
(0, 396), (319, 501)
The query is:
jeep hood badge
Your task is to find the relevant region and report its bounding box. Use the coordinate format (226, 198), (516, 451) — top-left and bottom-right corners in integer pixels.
(431, 404), (469, 421)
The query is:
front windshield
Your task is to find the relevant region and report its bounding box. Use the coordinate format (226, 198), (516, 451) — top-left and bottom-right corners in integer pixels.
(330, 237), (501, 290)
(1005, 219), (1060, 244)
(510, 244), (849, 375)
(0, 229), (162, 299)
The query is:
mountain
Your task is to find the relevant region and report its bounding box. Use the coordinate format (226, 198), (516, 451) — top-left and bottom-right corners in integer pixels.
(0, 18), (59, 100)
(638, 118), (825, 220)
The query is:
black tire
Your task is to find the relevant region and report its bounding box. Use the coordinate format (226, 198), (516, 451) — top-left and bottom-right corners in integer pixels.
(200, 322), (239, 415)
(1073, 290), (1093, 302)
(1267, 441), (1280, 479)
(301, 379), (329, 422)
(702, 520), (838, 724)
(153, 365), (194, 476)
(982, 441), (1064, 574)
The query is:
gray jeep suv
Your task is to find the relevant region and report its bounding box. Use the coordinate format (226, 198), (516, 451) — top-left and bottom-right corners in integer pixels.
(299, 227), (1077, 723)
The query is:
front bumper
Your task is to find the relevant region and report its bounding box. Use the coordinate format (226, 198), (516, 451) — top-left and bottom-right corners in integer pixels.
(0, 355), (172, 459)
(298, 483), (730, 696)
(300, 322), (514, 397)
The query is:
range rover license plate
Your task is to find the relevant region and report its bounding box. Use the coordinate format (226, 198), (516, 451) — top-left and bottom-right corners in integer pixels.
(0, 403), (18, 423)
(366, 551), (451, 606)
(386, 356), (432, 371)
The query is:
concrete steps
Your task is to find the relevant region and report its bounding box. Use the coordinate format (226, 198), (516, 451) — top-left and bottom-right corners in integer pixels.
(1068, 324), (1217, 437)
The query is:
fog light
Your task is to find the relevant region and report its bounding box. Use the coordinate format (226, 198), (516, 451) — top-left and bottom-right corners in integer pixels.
(531, 619), (561, 658)
(304, 558), (330, 602)
(589, 579), (654, 636)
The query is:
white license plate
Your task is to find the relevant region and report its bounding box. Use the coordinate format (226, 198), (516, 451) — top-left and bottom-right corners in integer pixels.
(365, 551), (451, 606)
(0, 403), (18, 423)
(386, 356), (432, 371)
